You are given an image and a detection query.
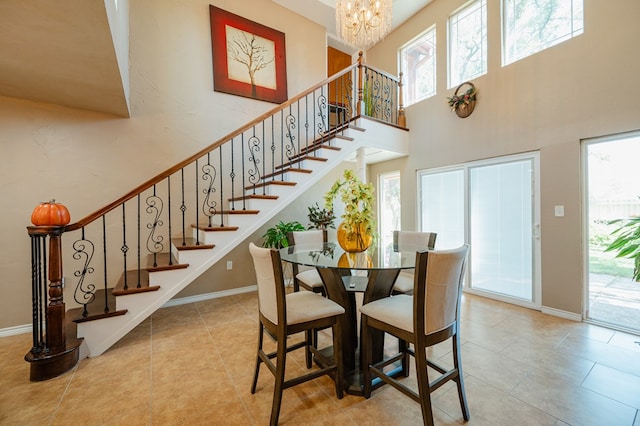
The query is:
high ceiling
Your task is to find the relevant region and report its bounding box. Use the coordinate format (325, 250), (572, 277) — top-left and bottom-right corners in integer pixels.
(0, 0), (129, 116)
(0, 0), (431, 117)
(273, 0), (433, 53)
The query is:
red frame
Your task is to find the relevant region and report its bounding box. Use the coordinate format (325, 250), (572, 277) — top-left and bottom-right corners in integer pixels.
(209, 6), (288, 104)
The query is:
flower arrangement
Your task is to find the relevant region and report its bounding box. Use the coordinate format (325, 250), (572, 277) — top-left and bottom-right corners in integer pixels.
(447, 84), (477, 112)
(324, 169), (375, 237)
(307, 202), (336, 230)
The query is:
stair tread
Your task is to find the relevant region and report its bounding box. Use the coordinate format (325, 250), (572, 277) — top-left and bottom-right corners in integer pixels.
(191, 224), (239, 231)
(70, 289), (128, 323)
(228, 194), (279, 202)
(213, 209), (260, 215)
(261, 168), (312, 180)
(172, 237), (216, 250)
(275, 156), (327, 169)
(299, 143), (341, 155)
(113, 270), (161, 296)
(146, 253), (189, 272)
(245, 181), (297, 190)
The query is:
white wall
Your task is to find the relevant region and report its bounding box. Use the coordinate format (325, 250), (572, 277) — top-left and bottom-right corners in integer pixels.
(0, 0), (327, 329)
(367, 0), (640, 315)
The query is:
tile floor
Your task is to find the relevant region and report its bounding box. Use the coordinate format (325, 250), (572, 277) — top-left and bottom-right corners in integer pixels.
(1, 292), (640, 425)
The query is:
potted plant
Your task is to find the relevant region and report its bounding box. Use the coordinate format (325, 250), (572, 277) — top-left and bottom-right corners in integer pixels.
(324, 169), (375, 252)
(307, 202), (336, 230)
(605, 216), (640, 282)
(262, 220), (305, 249)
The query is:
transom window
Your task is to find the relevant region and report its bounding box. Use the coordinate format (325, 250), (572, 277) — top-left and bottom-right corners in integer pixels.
(399, 27), (436, 107)
(502, 0), (584, 66)
(448, 0), (487, 88)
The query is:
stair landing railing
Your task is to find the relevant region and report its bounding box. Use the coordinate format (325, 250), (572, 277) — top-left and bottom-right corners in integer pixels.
(24, 52), (406, 381)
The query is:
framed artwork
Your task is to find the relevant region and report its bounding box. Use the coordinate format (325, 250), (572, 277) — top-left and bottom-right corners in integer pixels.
(209, 6), (288, 104)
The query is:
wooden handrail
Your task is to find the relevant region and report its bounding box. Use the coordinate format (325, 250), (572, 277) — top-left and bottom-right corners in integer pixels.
(64, 63), (359, 233)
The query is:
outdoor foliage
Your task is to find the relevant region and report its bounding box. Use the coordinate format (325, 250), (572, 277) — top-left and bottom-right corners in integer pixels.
(605, 217), (640, 282)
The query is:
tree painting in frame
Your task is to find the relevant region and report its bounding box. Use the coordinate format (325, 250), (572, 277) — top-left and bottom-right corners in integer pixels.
(210, 6), (287, 104)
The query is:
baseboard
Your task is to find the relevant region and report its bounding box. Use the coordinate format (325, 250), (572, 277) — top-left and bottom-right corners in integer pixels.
(0, 324), (32, 338)
(541, 306), (582, 322)
(0, 285), (258, 338)
(161, 285), (257, 308)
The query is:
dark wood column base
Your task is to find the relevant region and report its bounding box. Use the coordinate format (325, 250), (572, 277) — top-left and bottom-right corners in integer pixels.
(24, 337), (83, 382)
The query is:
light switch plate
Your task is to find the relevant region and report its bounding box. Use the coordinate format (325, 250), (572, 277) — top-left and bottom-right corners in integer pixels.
(554, 205), (565, 217)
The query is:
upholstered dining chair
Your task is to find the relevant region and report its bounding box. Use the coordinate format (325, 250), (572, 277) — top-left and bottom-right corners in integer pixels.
(391, 230), (437, 295)
(286, 230), (328, 295)
(360, 245), (470, 426)
(248, 242), (344, 426)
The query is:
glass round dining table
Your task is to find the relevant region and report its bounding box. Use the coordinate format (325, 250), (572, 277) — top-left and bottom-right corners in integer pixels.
(279, 241), (418, 396)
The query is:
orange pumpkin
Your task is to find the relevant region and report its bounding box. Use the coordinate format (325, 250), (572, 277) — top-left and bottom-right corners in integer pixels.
(31, 200), (71, 226)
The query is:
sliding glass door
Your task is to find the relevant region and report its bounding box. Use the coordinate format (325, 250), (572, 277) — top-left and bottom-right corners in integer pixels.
(418, 153), (540, 306)
(584, 132), (640, 333)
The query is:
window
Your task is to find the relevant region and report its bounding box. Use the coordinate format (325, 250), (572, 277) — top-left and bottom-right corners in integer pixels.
(448, 0), (487, 88)
(503, 0), (584, 65)
(399, 27), (436, 106)
(378, 171), (401, 250)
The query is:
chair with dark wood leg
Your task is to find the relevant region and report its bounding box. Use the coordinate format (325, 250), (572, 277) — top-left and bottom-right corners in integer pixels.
(249, 242), (344, 426)
(360, 245), (470, 426)
(287, 229), (328, 295)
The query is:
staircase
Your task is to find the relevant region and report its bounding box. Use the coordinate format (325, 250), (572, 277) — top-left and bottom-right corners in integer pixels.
(24, 55), (409, 381)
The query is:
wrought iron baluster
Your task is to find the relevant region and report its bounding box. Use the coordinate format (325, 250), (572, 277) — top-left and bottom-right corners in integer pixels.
(230, 137), (236, 211)
(121, 203), (128, 290)
(195, 159), (200, 245)
(73, 227), (96, 316)
(102, 215), (109, 311)
(167, 176), (173, 265)
(247, 128), (261, 193)
(30, 234), (43, 354)
(40, 235), (47, 351)
(146, 184), (164, 267)
(219, 147), (225, 226)
(202, 153), (217, 227)
(261, 122), (266, 193)
(316, 87), (328, 138)
(285, 106), (296, 163)
(137, 194), (141, 288)
(305, 94), (310, 155)
(296, 101), (301, 157)
(241, 134), (246, 210)
(180, 168), (187, 246)
(270, 116), (276, 181)
(280, 110), (284, 169)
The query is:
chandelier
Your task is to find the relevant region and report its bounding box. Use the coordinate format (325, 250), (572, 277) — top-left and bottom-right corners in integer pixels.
(336, 0), (392, 51)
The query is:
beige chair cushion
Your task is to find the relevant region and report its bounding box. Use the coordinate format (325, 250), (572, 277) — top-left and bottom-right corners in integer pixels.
(362, 246), (468, 335)
(285, 291), (344, 325)
(296, 269), (324, 289)
(391, 230), (437, 294)
(391, 271), (414, 294)
(290, 230), (325, 248)
(249, 243), (279, 324)
(360, 295), (413, 333)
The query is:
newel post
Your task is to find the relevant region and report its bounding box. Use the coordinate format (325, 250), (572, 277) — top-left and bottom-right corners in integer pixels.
(398, 71), (406, 128)
(357, 51), (364, 117)
(46, 229), (66, 352)
(25, 224), (82, 381)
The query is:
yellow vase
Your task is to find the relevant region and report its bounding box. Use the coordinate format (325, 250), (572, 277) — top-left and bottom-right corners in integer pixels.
(337, 221), (373, 253)
(338, 252), (373, 268)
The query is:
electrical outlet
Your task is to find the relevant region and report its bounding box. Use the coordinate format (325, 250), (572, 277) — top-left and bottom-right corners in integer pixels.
(226, 260), (233, 270)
